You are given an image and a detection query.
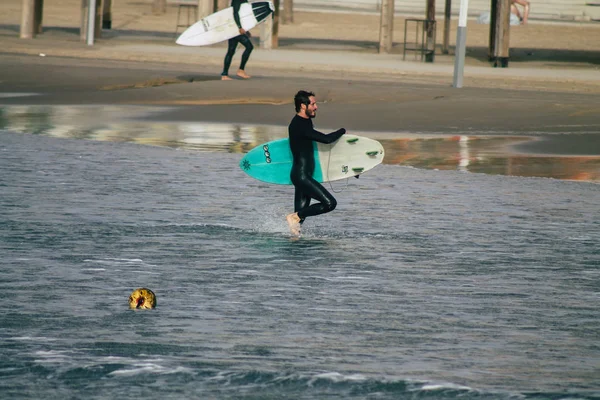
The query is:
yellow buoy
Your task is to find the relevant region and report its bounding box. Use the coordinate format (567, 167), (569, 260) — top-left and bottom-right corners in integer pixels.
(129, 288), (156, 309)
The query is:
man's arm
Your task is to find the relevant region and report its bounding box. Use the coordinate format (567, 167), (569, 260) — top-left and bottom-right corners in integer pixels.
(232, 0), (243, 31)
(304, 128), (346, 144)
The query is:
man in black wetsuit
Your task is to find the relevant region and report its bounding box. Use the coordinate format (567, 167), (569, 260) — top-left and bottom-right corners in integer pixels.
(221, 0), (253, 80)
(286, 90), (347, 236)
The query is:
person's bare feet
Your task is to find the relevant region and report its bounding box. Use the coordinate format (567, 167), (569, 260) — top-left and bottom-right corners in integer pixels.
(286, 213), (301, 237)
(221, 75), (232, 81)
(236, 70), (251, 79)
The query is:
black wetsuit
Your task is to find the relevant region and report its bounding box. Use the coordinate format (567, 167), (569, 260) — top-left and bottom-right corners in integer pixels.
(221, 0), (253, 76)
(288, 115), (346, 221)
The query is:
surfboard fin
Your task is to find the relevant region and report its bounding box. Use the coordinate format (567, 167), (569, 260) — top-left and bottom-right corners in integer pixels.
(366, 151), (379, 156)
(352, 167), (364, 173)
(347, 138), (359, 144)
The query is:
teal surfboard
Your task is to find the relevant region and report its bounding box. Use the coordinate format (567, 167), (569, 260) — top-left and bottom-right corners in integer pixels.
(239, 135), (384, 185)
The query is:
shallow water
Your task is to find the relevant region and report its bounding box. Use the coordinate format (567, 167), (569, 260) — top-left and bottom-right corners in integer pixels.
(1, 125), (599, 399)
(1, 105), (599, 182)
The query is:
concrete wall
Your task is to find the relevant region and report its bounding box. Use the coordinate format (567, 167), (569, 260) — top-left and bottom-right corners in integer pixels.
(293, 0), (596, 21)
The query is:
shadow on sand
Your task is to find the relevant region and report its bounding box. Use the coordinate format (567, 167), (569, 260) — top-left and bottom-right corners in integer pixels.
(464, 45), (600, 66)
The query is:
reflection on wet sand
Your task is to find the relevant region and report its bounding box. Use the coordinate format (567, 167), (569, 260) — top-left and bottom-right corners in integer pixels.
(1, 105), (598, 182)
(381, 136), (600, 182)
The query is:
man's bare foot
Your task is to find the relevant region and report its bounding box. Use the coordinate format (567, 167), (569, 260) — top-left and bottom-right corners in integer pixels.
(221, 75), (232, 81)
(286, 213), (301, 237)
(236, 70), (251, 79)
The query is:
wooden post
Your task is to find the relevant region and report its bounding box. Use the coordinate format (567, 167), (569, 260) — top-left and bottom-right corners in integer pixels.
(103, 0), (112, 29)
(378, 0), (394, 54)
(152, 0), (167, 15)
(198, 0), (212, 18)
(425, 0), (435, 62)
(488, 0), (497, 60)
(491, 0), (511, 67)
(20, 0), (35, 39)
(95, 0), (103, 37)
(34, 0), (44, 34)
(283, 0), (293, 24)
(81, 0), (86, 41)
(443, 0), (451, 54)
(272, 0), (280, 48)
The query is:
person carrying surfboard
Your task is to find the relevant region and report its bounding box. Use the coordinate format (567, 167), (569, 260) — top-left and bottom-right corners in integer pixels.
(286, 90), (347, 236)
(221, 0), (253, 80)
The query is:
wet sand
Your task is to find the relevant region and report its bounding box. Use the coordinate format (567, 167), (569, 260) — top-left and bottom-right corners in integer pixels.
(1, 1), (599, 180)
(2, 53), (599, 157)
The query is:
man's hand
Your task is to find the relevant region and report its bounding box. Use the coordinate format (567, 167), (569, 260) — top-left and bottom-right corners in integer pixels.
(239, 28), (246, 35)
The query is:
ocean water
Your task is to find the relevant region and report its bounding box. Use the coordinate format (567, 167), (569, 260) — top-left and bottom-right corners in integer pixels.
(1, 129), (599, 400)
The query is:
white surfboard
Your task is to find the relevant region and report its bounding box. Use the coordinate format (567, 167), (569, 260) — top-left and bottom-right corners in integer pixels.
(317, 135), (385, 183)
(176, 1), (274, 47)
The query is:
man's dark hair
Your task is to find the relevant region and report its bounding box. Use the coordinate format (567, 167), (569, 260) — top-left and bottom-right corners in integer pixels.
(294, 90), (315, 112)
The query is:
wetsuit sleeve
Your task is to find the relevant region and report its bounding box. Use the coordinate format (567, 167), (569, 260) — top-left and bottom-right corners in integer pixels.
(232, 0), (243, 29)
(303, 127), (346, 144)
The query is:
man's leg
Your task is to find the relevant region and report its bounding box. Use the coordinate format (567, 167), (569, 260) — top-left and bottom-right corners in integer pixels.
(287, 188), (308, 236)
(221, 37), (239, 80)
(294, 189), (310, 224)
(295, 178), (337, 219)
(236, 34), (254, 79)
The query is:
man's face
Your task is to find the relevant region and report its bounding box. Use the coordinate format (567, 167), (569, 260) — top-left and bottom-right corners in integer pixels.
(305, 96), (318, 118)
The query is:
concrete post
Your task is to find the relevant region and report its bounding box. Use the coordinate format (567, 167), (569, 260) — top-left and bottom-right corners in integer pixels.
(260, 14), (273, 49)
(152, 0), (167, 14)
(197, 0), (212, 18)
(378, 0), (394, 54)
(20, 0), (36, 39)
(80, 0), (102, 42)
(217, 0), (228, 10)
(87, 0), (96, 45)
(453, 0), (470, 87)
(283, 0), (293, 24)
(272, 0), (280, 48)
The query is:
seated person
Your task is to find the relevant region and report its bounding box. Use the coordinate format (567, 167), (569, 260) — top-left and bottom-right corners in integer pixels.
(511, 0), (531, 24)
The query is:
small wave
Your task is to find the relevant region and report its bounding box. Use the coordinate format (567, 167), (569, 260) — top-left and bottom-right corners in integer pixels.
(0, 93), (40, 98)
(420, 382), (474, 391)
(33, 350), (73, 364)
(184, 370), (600, 400)
(108, 363), (192, 376)
(10, 336), (58, 342)
(328, 275), (372, 281)
(309, 371), (368, 384)
(84, 258), (145, 264)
